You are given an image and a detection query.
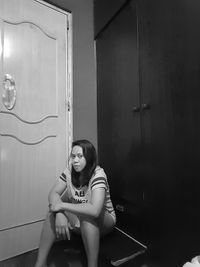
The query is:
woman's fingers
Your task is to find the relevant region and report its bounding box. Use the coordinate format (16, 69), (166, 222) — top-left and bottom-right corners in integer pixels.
(56, 225), (71, 240)
(65, 225), (71, 240)
(61, 228), (67, 240)
(55, 226), (60, 239)
(68, 222), (73, 230)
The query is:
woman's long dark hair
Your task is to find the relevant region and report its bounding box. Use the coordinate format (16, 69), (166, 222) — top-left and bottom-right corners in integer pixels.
(71, 139), (97, 188)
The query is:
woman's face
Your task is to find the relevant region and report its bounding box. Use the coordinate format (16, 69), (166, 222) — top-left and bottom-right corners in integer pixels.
(71, 145), (86, 172)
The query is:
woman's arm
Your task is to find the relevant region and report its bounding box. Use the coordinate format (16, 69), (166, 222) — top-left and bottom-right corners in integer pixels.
(48, 179), (67, 206)
(50, 187), (106, 219)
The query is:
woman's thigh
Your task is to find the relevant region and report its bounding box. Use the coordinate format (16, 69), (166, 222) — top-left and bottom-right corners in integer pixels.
(98, 211), (116, 236)
(64, 210), (116, 236)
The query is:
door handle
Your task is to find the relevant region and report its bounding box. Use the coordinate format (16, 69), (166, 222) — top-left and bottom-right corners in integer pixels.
(2, 74), (17, 110)
(132, 104), (150, 112)
(132, 106), (140, 112)
(141, 103), (150, 110)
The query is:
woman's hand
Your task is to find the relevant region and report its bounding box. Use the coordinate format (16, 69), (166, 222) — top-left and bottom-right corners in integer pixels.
(55, 212), (72, 240)
(49, 201), (63, 213)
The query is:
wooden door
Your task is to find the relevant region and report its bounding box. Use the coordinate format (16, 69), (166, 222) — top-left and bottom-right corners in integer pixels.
(138, 0), (200, 257)
(0, 0), (72, 260)
(96, 3), (142, 209)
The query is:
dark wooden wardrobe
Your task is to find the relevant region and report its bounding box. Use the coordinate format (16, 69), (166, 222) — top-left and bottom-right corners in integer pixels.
(95, 0), (200, 265)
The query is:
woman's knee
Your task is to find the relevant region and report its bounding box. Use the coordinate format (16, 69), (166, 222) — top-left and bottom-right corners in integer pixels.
(80, 216), (97, 228)
(79, 214), (114, 237)
(79, 217), (100, 236)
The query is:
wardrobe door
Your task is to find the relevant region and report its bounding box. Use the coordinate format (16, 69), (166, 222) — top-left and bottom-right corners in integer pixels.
(96, 3), (142, 206)
(138, 0), (200, 257)
(138, 0), (175, 235)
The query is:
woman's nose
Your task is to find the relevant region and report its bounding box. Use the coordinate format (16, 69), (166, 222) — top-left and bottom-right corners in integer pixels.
(74, 156), (79, 162)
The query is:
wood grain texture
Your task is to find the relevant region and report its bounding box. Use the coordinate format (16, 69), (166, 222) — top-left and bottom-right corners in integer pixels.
(0, 0), (71, 260)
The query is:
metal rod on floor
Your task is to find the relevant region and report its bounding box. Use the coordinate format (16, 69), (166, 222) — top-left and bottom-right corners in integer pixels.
(114, 226), (147, 249)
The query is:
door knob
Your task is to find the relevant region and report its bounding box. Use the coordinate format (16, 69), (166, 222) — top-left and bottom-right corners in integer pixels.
(141, 103), (150, 110)
(2, 74), (16, 110)
(132, 106), (140, 112)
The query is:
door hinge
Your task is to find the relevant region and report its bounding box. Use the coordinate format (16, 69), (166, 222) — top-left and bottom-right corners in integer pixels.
(67, 19), (69, 30)
(67, 100), (70, 111)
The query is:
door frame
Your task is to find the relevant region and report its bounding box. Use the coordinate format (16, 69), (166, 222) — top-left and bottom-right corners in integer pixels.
(35, 0), (73, 156)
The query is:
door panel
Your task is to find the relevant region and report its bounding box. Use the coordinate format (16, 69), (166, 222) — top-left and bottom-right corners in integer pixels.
(138, 0), (200, 258)
(2, 20), (57, 122)
(0, 0), (71, 260)
(96, 3), (141, 203)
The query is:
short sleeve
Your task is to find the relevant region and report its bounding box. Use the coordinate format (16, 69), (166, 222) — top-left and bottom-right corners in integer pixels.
(59, 168), (70, 183)
(90, 166), (108, 191)
(90, 176), (107, 191)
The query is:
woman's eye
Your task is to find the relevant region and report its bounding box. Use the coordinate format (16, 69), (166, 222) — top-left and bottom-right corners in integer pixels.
(71, 154), (83, 159)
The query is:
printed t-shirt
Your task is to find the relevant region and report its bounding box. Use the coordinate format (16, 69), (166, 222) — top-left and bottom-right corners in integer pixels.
(59, 166), (116, 221)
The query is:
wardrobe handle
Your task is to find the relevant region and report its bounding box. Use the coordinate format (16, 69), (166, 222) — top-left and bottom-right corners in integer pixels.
(132, 106), (140, 112)
(141, 103), (150, 110)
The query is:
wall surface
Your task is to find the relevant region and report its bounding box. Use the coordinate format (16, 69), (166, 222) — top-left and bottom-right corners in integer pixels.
(45, 0), (97, 148)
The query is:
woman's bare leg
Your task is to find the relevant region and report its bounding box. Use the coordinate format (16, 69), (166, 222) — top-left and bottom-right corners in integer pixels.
(80, 218), (100, 267)
(34, 212), (56, 267)
(80, 212), (115, 267)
